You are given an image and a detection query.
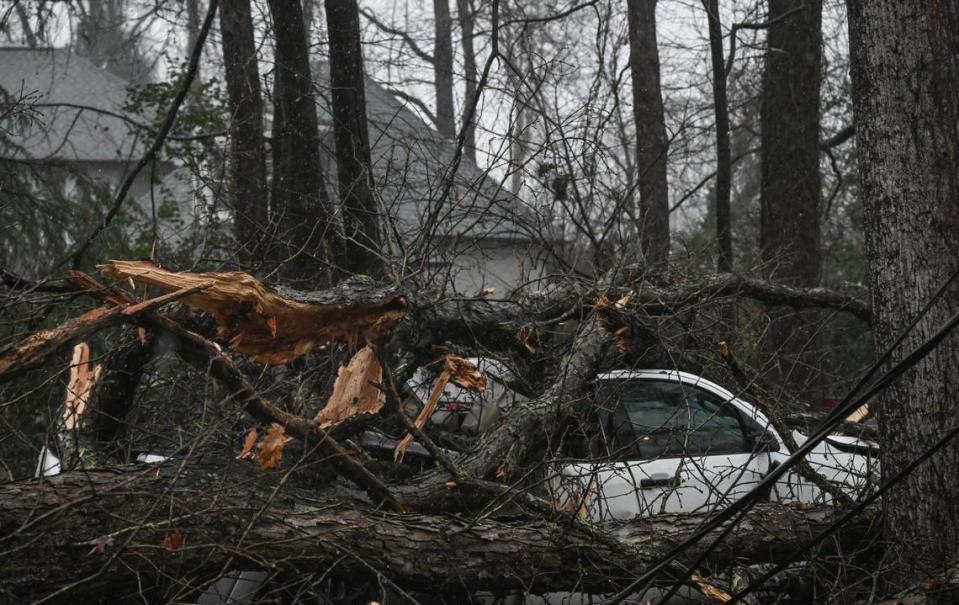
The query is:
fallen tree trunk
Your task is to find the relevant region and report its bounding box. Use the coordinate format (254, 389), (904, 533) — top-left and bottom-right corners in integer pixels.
(0, 464), (877, 603)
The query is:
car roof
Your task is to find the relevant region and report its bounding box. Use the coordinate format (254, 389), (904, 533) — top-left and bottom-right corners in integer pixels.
(595, 369), (775, 431)
(596, 369), (737, 400)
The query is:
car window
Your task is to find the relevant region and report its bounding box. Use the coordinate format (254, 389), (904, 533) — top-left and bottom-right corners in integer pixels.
(599, 380), (750, 460)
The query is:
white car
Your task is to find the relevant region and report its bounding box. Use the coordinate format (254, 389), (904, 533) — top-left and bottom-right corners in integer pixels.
(405, 357), (525, 434)
(551, 370), (879, 520)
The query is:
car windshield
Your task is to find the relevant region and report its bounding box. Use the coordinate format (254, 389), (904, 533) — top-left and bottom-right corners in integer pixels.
(598, 380), (749, 459)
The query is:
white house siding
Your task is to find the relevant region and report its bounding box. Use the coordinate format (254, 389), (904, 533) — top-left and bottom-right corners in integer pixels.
(431, 238), (553, 295)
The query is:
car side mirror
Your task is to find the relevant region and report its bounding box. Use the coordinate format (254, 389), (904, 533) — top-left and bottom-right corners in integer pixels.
(752, 430), (781, 453)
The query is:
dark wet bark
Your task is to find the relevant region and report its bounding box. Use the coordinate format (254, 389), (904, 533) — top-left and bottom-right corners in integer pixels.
(219, 0), (269, 263)
(848, 0), (959, 595)
(324, 0), (383, 277)
(626, 0), (670, 266)
(433, 0), (456, 138)
(0, 464), (875, 603)
(703, 0), (732, 272)
(759, 0), (824, 402)
(268, 0), (336, 285)
(456, 0), (478, 161)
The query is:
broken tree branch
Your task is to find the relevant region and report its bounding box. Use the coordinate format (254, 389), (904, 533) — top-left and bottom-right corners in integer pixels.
(67, 273), (404, 511)
(0, 464), (878, 602)
(100, 260), (407, 363)
(0, 283), (211, 384)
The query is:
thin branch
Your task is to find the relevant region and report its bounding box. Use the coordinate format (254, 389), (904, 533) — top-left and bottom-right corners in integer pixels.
(359, 7), (435, 64)
(52, 0), (219, 271)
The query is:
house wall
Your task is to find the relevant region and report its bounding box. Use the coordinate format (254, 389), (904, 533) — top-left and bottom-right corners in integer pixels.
(435, 238), (554, 295)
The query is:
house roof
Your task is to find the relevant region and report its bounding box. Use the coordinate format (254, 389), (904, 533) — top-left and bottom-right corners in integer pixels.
(312, 61), (538, 243)
(0, 47), (145, 162)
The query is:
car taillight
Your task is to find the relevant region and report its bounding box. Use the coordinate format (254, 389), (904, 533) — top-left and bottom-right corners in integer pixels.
(438, 400), (473, 412)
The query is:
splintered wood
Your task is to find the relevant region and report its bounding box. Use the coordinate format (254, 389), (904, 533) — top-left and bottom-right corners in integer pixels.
(100, 260), (406, 364)
(314, 346), (385, 429)
(62, 342), (102, 430)
(394, 354), (486, 462)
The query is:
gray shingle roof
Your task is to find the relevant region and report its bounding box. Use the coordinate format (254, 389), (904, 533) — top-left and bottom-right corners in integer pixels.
(0, 47), (145, 162)
(312, 61), (536, 242)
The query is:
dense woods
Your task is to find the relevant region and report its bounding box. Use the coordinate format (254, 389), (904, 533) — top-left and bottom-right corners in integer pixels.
(1, 1), (957, 604)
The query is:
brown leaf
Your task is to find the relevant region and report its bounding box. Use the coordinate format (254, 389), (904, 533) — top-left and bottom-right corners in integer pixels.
(162, 531), (185, 551)
(516, 325), (538, 354)
(496, 442), (519, 481)
(236, 428), (258, 460)
(314, 346), (385, 429)
(257, 423), (292, 470)
(594, 296), (634, 353)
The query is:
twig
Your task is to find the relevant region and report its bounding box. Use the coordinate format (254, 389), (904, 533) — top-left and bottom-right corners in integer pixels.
(0, 283), (211, 384)
(53, 0), (219, 271)
(718, 341), (854, 508)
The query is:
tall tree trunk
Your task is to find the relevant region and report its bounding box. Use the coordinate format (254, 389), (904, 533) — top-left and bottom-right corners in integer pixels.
(268, 0), (335, 285)
(703, 0), (732, 272)
(848, 0), (959, 594)
(15, 2), (39, 47)
(626, 0), (670, 267)
(324, 0), (382, 276)
(186, 0), (201, 82)
(760, 0), (822, 285)
(302, 0), (316, 44)
(433, 0), (456, 138)
(456, 0), (478, 161)
(759, 0), (824, 402)
(219, 0), (269, 264)
(508, 70), (528, 196)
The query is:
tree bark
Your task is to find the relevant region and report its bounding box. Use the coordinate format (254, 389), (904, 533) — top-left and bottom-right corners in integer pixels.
(0, 464), (876, 603)
(759, 0), (824, 402)
(186, 0), (202, 82)
(433, 0), (456, 139)
(760, 0), (823, 286)
(14, 2), (39, 47)
(268, 0), (335, 286)
(83, 329), (156, 457)
(848, 0), (959, 594)
(703, 0), (732, 273)
(626, 0), (670, 266)
(218, 0), (269, 264)
(456, 0), (478, 162)
(324, 0), (383, 277)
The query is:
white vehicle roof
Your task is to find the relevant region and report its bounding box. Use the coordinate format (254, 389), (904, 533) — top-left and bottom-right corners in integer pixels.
(594, 369), (778, 438)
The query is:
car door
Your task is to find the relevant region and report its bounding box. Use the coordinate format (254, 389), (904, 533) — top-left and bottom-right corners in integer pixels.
(564, 377), (776, 520)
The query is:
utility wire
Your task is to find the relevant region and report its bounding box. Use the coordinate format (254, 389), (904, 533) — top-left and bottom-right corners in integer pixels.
(658, 267), (959, 604)
(729, 420), (959, 603)
(606, 267), (959, 604)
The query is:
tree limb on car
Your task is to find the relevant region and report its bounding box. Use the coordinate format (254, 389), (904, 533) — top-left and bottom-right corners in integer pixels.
(0, 464), (878, 603)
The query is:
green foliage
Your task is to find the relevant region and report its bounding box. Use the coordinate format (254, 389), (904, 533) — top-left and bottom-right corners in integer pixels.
(123, 60), (228, 162)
